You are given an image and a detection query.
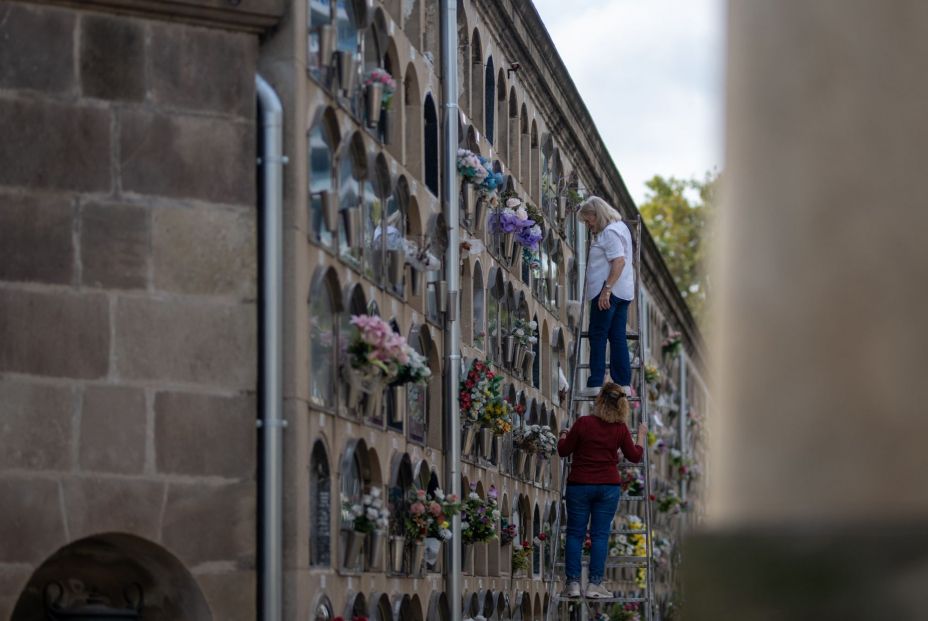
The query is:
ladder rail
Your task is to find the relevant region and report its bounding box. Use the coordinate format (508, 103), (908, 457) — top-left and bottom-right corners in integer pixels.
(545, 216), (656, 621)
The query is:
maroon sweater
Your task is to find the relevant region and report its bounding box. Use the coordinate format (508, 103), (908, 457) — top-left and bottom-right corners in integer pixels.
(557, 415), (643, 485)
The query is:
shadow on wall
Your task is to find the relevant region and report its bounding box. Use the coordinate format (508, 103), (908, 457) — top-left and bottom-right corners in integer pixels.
(12, 533), (211, 620)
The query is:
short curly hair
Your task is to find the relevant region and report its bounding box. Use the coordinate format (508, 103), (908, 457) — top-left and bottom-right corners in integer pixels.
(592, 382), (630, 424)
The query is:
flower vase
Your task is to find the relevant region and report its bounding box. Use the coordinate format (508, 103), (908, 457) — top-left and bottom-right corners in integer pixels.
(535, 457), (547, 485)
(523, 351), (536, 378)
(474, 195), (485, 232)
(502, 232), (516, 262)
(320, 189), (338, 233)
(462, 424), (477, 455)
(546, 277), (557, 301)
(514, 344), (527, 374)
(554, 283), (562, 306)
(342, 206), (361, 248)
(512, 448), (528, 475)
(344, 529), (366, 570)
(335, 50), (358, 95)
(424, 536), (441, 570)
(410, 540), (426, 577)
(526, 453), (537, 482)
(365, 82), (384, 129)
(500, 336), (511, 367)
(557, 195), (567, 220)
(317, 24), (336, 73)
(505, 335), (516, 366)
(389, 536), (406, 574)
(479, 427), (494, 459)
(463, 184), (475, 225)
(344, 368), (363, 411)
(387, 248), (405, 285)
(367, 529), (384, 569)
(362, 383), (382, 420)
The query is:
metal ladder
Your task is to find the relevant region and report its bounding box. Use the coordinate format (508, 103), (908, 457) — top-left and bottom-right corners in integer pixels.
(545, 217), (655, 621)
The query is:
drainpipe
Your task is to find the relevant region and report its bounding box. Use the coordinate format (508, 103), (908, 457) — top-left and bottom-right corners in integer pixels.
(256, 75), (285, 621)
(440, 1), (461, 620)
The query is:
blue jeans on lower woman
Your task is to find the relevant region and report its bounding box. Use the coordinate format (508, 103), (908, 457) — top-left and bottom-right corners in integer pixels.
(565, 483), (622, 584)
(586, 294), (632, 388)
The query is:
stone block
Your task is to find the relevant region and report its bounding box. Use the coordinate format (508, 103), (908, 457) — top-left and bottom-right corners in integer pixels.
(0, 478), (67, 563)
(152, 206), (256, 297)
(118, 109), (253, 205)
(195, 571), (256, 620)
(78, 385), (146, 474)
(79, 13), (146, 101)
(150, 23), (255, 117)
(0, 380), (74, 471)
(0, 289), (109, 379)
(0, 192), (74, 284)
(62, 477), (164, 541)
(0, 564), (33, 620)
(81, 202), (149, 289)
(114, 297), (256, 389)
(0, 98), (111, 192)
(154, 391), (255, 478)
(161, 481), (255, 567)
(0, 2), (75, 93)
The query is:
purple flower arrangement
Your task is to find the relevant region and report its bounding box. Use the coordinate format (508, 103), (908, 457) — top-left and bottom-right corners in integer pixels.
(489, 196), (543, 252)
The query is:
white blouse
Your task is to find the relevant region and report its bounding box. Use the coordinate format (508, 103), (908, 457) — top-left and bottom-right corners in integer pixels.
(584, 220), (635, 302)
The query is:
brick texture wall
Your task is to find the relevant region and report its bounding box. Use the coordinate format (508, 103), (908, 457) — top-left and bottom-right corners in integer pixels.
(0, 1), (259, 618)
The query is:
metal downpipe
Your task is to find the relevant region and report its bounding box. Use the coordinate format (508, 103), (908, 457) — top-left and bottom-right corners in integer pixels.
(256, 74), (285, 621)
(439, 1), (461, 620)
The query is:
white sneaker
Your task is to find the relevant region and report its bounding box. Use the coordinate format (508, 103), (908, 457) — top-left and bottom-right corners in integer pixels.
(579, 386), (601, 398)
(561, 581), (581, 598)
(585, 583), (613, 599)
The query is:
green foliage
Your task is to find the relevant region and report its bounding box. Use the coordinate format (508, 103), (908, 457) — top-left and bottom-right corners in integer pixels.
(638, 172), (719, 323)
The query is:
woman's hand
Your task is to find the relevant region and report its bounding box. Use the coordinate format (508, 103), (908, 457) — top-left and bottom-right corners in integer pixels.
(637, 423), (648, 446)
(597, 289), (612, 310)
(559, 429), (569, 439)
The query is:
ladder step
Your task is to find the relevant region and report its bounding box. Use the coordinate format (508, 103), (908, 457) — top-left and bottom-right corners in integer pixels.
(576, 363), (642, 370)
(556, 556), (648, 568)
(580, 330), (640, 340)
(574, 395), (641, 402)
(556, 595), (649, 605)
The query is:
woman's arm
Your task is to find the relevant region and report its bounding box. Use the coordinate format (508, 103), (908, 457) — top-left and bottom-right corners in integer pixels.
(557, 420), (582, 457)
(618, 424), (644, 463)
(597, 256), (626, 310)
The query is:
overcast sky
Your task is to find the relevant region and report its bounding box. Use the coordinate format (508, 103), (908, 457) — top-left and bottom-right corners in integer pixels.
(533, 0), (725, 205)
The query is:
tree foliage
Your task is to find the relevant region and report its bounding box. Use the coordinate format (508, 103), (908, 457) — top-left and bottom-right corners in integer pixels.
(638, 172), (719, 323)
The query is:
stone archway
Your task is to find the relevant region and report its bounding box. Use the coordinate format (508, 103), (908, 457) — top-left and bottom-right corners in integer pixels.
(11, 533), (211, 620)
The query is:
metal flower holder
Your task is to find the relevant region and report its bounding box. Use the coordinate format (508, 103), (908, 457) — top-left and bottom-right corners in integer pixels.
(365, 82), (384, 129)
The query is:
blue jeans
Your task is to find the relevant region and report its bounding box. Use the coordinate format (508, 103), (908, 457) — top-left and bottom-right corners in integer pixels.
(565, 484), (622, 584)
(586, 294), (632, 387)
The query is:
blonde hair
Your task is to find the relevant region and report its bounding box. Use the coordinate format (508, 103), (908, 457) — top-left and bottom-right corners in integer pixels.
(592, 382), (630, 424)
(577, 196), (621, 233)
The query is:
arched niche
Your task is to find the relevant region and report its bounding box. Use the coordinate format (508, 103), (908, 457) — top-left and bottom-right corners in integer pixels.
(308, 106), (340, 248)
(471, 29), (484, 131)
(336, 131), (369, 265)
(344, 592), (368, 620)
(11, 534), (209, 621)
(508, 87), (520, 174)
(389, 452), (414, 539)
(532, 503), (542, 576)
(533, 593), (542, 621)
(310, 439), (332, 567)
(311, 593), (335, 621)
(427, 591), (451, 621)
(370, 592), (392, 621)
(309, 266), (342, 410)
(472, 260), (486, 351)
(404, 62), (423, 177)
(496, 592), (511, 621)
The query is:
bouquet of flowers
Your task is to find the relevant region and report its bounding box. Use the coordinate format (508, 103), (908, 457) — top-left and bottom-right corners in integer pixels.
(347, 314), (431, 386)
(363, 68), (397, 109)
(669, 449), (701, 484)
(661, 329), (682, 357)
(500, 519), (518, 546)
(510, 317), (538, 347)
(522, 247), (541, 275)
(612, 604), (643, 621)
(644, 362), (661, 385)
(618, 466), (645, 497)
(404, 487), (461, 542)
(459, 360), (503, 425)
(650, 487), (687, 514)
(456, 148), (490, 186)
(461, 483), (500, 544)
(652, 534), (673, 569)
(511, 424), (558, 457)
(511, 540), (532, 573)
(341, 488), (389, 534)
(480, 398), (514, 435)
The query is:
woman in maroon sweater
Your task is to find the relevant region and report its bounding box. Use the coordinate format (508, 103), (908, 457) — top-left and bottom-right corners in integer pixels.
(557, 382), (647, 599)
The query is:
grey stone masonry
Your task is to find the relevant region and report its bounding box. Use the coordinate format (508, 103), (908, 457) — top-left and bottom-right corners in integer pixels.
(0, 1), (263, 618)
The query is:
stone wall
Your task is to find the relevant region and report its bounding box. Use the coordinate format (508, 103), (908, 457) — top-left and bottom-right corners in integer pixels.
(0, 1), (262, 618)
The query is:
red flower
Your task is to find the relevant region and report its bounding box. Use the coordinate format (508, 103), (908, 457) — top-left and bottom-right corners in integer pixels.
(537, 533), (547, 541)
(649, 494), (657, 501)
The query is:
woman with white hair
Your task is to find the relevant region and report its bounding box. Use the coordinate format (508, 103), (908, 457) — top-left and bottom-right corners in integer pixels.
(576, 196), (635, 396)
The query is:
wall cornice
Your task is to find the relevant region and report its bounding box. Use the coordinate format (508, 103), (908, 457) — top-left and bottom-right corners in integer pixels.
(15, 0), (283, 33)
